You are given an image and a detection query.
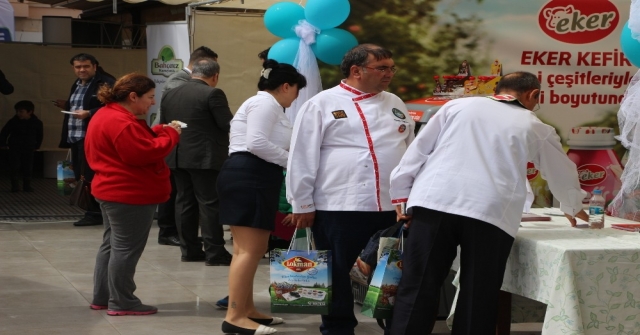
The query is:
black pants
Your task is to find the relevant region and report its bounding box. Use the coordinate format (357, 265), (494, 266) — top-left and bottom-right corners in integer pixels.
(173, 168), (225, 259)
(70, 139), (94, 182)
(311, 210), (396, 335)
(70, 139), (101, 219)
(390, 207), (515, 335)
(9, 148), (34, 182)
(156, 172), (178, 238)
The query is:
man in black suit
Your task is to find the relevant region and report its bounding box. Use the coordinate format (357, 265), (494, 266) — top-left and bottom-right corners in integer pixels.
(154, 46), (218, 247)
(160, 58), (234, 265)
(53, 53), (115, 227)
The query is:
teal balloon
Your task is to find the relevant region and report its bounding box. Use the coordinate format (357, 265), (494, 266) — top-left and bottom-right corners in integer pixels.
(621, 21), (640, 68)
(311, 28), (358, 65)
(268, 38), (300, 65)
(305, 0), (350, 30)
(264, 2), (305, 38)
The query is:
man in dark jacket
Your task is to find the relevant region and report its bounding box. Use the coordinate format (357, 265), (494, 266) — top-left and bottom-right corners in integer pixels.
(0, 100), (43, 192)
(161, 58), (234, 265)
(53, 53), (115, 226)
(154, 46), (218, 247)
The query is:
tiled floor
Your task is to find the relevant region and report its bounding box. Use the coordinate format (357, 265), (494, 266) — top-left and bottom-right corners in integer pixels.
(0, 220), (544, 334)
(0, 178), (543, 334)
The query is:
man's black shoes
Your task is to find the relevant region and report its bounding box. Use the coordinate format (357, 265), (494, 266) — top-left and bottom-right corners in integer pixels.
(205, 251), (232, 266)
(158, 235), (180, 246)
(181, 254), (206, 262)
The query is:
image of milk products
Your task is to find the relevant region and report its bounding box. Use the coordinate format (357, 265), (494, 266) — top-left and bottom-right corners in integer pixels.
(269, 249), (331, 314)
(361, 248), (403, 319)
(566, 127), (623, 204)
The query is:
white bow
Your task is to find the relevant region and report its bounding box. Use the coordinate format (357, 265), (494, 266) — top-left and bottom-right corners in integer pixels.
(295, 20), (320, 46)
(261, 68), (272, 79)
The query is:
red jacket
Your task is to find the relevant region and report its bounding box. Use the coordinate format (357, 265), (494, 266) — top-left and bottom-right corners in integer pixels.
(85, 103), (180, 205)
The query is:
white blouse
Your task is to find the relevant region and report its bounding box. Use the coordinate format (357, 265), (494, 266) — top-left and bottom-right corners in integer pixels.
(229, 91), (292, 167)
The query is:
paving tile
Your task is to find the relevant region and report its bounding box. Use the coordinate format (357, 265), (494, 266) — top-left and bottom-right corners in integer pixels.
(0, 306), (112, 333)
(0, 177), (544, 334)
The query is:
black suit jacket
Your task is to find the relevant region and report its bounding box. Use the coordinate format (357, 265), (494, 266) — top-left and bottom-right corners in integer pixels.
(58, 72), (115, 148)
(160, 79), (233, 170)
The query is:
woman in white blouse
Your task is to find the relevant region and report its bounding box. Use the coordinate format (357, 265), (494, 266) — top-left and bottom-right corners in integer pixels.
(218, 59), (306, 335)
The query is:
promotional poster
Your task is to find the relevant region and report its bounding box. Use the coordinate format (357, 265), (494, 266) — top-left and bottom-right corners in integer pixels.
(328, 0), (634, 207)
(145, 22), (189, 124)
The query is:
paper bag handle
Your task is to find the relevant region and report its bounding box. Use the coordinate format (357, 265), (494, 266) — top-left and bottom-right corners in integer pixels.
(288, 227), (315, 254)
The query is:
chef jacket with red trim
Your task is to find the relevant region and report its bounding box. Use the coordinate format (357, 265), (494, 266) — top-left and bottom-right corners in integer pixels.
(286, 82), (415, 213)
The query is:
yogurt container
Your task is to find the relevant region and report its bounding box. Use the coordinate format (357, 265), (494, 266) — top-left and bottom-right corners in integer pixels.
(566, 127), (623, 204)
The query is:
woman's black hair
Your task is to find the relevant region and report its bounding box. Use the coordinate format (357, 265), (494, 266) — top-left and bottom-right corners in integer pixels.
(258, 59), (307, 91)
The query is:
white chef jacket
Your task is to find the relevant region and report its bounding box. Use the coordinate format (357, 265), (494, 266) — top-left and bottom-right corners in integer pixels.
(229, 91), (292, 167)
(389, 95), (586, 237)
(287, 82), (415, 213)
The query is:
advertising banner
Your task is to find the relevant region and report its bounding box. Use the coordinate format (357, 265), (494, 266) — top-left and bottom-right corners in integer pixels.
(437, 0), (632, 140)
(146, 22), (190, 124)
(338, 0), (633, 140)
(0, 0), (14, 41)
(437, 0), (631, 205)
(335, 0), (634, 206)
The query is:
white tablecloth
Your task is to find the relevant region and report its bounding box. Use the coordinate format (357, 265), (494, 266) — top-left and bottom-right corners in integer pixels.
(448, 209), (640, 334)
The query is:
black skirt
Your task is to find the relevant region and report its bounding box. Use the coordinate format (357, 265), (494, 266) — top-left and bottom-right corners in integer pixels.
(217, 152), (284, 231)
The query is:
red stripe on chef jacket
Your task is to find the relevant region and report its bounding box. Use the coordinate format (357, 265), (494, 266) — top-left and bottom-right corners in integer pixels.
(340, 82), (382, 211)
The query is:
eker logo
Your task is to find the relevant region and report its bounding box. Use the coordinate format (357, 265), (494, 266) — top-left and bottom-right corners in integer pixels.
(538, 0), (619, 44)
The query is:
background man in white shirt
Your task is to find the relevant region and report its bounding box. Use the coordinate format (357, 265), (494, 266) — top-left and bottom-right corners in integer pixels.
(388, 72), (589, 334)
(287, 44), (414, 335)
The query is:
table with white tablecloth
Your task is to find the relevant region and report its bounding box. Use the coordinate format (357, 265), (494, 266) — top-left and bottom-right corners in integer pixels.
(447, 208), (640, 335)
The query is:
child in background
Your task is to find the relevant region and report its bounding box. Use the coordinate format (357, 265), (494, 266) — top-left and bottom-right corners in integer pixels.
(0, 100), (43, 192)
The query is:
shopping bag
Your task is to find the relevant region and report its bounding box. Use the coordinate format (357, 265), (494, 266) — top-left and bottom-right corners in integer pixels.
(350, 221), (404, 286)
(270, 228), (332, 314)
(69, 176), (100, 212)
(361, 248), (403, 319)
(57, 150), (75, 195)
(361, 229), (404, 319)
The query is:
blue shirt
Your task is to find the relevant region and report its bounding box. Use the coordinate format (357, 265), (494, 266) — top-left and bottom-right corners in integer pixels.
(67, 77), (94, 143)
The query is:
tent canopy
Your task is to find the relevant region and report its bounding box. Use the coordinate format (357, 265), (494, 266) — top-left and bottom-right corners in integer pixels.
(26, 0), (286, 11)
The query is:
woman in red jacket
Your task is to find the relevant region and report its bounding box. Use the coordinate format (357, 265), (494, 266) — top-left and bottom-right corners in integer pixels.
(85, 73), (181, 316)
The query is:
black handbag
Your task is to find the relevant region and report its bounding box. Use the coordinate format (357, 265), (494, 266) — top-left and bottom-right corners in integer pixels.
(69, 175), (100, 212)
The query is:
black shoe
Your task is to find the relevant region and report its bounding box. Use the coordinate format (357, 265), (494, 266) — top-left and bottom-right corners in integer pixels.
(205, 251), (232, 266)
(73, 216), (103, 227)
(181, 254), (206, 262)
(221, 321), (277, 335)
(158, 235), (180, 246)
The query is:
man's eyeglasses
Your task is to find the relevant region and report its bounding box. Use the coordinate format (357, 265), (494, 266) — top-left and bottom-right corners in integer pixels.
(362, 66), (398, 74)
(532, 93), (541, 112)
